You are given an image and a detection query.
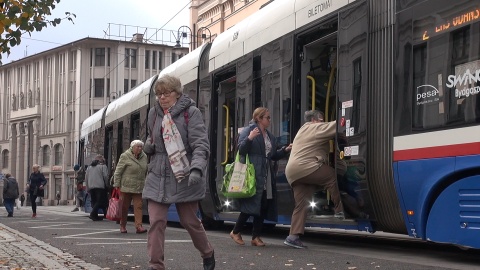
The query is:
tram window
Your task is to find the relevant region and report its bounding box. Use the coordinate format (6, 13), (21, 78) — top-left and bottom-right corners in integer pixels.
(412, 25), (480, 131)
(131, 114), (140, 141)
(412, 44), (427, 129)
(452, 28), (470, 63)
(447, 27), (479, 125)
(253, 56), (262, 108)
(117, 122), (124, 160)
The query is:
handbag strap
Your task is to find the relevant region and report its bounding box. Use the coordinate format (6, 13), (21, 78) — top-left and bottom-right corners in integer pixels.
(235, 151), (250, 164)
(111, 188), (120, 199)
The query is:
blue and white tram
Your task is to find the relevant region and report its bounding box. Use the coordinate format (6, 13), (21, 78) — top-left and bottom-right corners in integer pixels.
(80, 0), (480, 249)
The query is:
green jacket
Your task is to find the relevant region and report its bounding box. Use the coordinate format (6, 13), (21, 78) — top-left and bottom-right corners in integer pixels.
(113, 149), (148, 193)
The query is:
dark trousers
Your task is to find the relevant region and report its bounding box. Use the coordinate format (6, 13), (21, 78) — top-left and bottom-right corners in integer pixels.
(29, 193), (38, 214)
(90, 188), (108, 217)
(4, 198), (15, 215)
(232, 191), (268, 239)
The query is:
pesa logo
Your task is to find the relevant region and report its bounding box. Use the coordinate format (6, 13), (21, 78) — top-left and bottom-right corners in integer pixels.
(416, 85), (439, 105)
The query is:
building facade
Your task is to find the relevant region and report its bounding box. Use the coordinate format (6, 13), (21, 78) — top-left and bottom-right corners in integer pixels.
(188, 0), (272, 49)
(0, 37), (187, 205)
(0, 0), (268, 205)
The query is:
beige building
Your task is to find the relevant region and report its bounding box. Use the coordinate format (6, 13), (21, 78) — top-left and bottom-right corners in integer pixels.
(188, 0), (272, 49)
(0, 36), (187, 206)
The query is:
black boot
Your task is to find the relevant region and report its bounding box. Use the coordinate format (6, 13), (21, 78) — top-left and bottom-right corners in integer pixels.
(203, 251), (215, 270)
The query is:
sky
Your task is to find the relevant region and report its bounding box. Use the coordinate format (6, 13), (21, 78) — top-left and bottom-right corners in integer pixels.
(1, 0), (191, 63)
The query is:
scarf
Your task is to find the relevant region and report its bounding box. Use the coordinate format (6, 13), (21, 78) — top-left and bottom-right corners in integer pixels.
(162, 109), (190, 182)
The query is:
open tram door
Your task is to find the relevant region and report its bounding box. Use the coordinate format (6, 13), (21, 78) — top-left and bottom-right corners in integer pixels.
(294, 2), (372, 225)
(294, 23), (341, 219)
(209, 71), (241, 221)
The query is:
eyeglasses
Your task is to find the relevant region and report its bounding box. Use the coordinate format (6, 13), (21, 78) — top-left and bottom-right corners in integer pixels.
(156, 90), (173, 97)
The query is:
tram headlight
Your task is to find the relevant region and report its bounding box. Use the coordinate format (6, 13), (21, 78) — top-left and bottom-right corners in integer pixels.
(309, 201), (316, 208)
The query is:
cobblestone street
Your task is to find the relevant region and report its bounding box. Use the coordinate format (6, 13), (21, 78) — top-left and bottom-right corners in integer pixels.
(0, 209), (102, 270)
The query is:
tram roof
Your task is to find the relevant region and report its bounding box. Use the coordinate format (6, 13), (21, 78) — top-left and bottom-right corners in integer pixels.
(160, 43), (209, 85)
(209, 0), (355, 72)
(80, 107), (105, 139)
(105, 75), (157, 125)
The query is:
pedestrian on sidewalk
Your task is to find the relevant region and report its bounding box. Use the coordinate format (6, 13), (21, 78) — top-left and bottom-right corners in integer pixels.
(72, 164), (86, 212)
(20, 193), (25, 206)
(27, 164), (47, 218)
(85, 155), (109, 221)
(143, 75), (215, 270)
(56, 191), (61, 205)
(229, 107), (292, 247)
(113, 139), (148, 234)
(3, 173), (19, 217)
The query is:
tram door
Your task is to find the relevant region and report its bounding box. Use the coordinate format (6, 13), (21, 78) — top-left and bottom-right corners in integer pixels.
(213, 75), (239, 211)
(336, 4), (372, 220)
(296, 25), (339, 215)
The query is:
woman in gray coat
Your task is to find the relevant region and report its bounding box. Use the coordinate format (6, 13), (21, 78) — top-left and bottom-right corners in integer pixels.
(229, 107), (292, 247)
(143, 75), (215, 270)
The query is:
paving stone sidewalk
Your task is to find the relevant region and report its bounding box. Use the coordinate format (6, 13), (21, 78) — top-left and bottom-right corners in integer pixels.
(0, 218), (102, 269)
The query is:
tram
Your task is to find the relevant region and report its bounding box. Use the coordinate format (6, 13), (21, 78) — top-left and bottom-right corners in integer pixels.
(80, 0), (480, 249)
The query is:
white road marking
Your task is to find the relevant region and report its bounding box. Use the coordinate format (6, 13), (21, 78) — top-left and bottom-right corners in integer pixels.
(76, 240), (191, 245)
(55, 230), (120, 238)
(29, 223), (86, 228)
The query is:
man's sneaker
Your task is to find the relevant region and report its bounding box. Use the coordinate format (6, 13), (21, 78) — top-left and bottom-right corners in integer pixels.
(71, 207), (79, 212)
(284, 237), (307, 249)
(334, 212), (345, 220)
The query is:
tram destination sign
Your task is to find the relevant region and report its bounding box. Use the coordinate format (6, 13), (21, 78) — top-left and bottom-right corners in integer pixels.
(418, 6), (480, 41)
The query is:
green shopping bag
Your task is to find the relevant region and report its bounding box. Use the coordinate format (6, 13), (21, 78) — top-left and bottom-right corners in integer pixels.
(221, 152), (256, 198)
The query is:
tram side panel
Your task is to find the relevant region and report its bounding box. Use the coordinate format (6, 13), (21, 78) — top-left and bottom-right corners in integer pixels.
(394, 0), (480, 248)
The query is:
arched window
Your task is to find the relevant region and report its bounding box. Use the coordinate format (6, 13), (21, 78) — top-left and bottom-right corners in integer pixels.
(2, 150), (9, 168)
(54, 144), (63, 165)
(42, 145), (50, 166)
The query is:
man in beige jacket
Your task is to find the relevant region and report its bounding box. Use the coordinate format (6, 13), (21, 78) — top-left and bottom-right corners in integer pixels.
(284, 110), (344, 249)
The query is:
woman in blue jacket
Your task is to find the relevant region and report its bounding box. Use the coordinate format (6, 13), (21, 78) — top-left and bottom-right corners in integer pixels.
(229, 107), (292, 247)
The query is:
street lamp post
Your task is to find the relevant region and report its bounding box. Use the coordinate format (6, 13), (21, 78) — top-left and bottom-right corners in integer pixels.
(173, 25), (212, 55)
(173, 25), (193, 55)
(197, 27), (212, 45)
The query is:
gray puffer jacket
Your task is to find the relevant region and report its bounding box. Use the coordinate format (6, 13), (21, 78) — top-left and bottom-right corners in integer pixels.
(143, 94), (210, 204)
(85, 162), (109, 191)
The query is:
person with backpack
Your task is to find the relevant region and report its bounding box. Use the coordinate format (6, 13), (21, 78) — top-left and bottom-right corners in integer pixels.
(3, 173), (19, 217)
(143, 74), (215, 270)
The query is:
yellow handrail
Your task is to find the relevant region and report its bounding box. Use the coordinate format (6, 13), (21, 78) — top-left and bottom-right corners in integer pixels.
(307, 75), (316, 109)
(221, 105), (230, 166)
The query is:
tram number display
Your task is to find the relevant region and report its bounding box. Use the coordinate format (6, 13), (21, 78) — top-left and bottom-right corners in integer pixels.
(418, 7), (480, 41)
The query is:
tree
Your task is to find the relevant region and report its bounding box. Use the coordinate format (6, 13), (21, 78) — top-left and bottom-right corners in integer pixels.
(0, 0), (75, 60)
